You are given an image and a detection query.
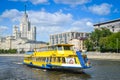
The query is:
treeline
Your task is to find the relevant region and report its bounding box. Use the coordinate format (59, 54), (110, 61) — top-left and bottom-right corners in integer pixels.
(0, 49), (17, 54)
(85, 28), (120, 53)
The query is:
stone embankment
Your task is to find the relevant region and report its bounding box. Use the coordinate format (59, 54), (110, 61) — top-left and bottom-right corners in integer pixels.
(0, 52), (120, 60)
(87, 52), (120, 60)
(0, 54), (24, 57)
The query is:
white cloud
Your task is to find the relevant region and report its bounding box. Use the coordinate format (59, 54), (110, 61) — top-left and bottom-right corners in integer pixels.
(67, 18), (93, 32)
(27, 10), (74, 37)
(54, 0), (91, 6)
(0, 9), (73, 30)
(28, 10), (73, 26)
(1, 9), (22, 22)
(10, 0), (90, 5)
(0, 9), (94, 41)
(86, 21), (93, 26)
(0, 26), (9, 31)
(9, 0), (48, 5)
(30, 0), (48, 5)
(37, 26), (63, 34)
(9, 0), (27, 1)
(88, 3), (112, 15)
(113, 9), (119, 13)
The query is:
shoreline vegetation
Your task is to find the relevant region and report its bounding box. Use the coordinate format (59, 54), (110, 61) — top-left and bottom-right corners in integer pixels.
(0, 52), (120, 61)
(84, 29), (120, 53)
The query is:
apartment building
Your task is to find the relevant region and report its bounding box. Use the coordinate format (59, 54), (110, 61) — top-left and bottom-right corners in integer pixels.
(94, 19), (120, 33)
(50, 32), (90, 45)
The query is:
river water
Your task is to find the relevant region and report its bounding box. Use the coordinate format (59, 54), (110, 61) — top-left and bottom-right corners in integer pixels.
(0, 56), (120, 80)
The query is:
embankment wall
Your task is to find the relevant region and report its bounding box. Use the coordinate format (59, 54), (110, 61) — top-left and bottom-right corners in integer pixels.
(0, 52), (120, 60)
(0, 54), (24, 57)
(87, 52), (120, 60)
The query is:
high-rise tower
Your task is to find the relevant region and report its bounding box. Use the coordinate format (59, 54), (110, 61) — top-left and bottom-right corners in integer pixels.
(19, 5), (36, 41)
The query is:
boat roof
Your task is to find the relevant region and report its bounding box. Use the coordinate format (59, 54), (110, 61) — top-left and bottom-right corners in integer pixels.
(54, 44), (74, 46)
(39, 44), (74, 48)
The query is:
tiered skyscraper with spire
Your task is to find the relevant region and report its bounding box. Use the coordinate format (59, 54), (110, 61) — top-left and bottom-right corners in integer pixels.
(0, 5), (46, 51)
(13, 5), (36, 41)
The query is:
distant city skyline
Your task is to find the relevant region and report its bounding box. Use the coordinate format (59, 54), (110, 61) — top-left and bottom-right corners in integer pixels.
(0, 0), (120, 41)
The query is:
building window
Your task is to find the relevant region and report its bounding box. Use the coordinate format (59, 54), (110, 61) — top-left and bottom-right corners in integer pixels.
(59, 34), (62, 38)
(112, 29), (114, 32)
(72, 32), (74, 38)
(52, 36), (54, 39)
(112, 26), (114, 28)
(67, 33), (69, 37)
(81, 33), (83, 37)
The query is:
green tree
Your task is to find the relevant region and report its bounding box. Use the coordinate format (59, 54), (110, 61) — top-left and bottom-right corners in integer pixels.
(85, 28), (112, 51)
(99, 32), (120, 52)
(84, 39), (94, 51)
(46, 42), (49, 45)
(10, 49), (17, 54)
(91, 28), (112, 48)
(1, 49), (4, 53)
(0, 49), (2, 54)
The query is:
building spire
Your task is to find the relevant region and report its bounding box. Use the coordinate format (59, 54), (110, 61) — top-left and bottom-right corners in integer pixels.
(24, 4), (26, 14)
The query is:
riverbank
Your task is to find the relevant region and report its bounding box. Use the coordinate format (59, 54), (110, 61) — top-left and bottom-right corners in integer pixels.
(0, 52), (120, 60)
(0, 54), (24, 57)
(87, 52), (120, 60)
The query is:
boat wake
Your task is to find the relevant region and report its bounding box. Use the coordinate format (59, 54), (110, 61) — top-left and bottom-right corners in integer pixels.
(13, 62), (23, 65)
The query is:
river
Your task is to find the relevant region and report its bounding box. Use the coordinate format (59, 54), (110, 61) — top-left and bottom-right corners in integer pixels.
(0, 56), (120, 80)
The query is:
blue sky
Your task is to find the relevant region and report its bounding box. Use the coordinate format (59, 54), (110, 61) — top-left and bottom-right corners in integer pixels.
(0, 0), (120, 42)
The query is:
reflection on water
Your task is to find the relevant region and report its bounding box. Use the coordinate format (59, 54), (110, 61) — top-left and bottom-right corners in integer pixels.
(0, 56), (120, 80)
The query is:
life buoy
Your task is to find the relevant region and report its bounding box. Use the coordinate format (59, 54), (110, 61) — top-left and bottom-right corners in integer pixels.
(69, 59), (74, 64)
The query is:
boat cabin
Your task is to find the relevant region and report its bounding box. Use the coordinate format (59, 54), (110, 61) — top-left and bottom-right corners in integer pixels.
(36, 44), (74, 52)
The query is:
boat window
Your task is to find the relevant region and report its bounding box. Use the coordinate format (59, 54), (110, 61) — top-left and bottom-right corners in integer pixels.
(39, 57), (45, 62)
(38, 47), (48, 51)
(32, 57), (36, 61)
(58, 46), (62, 50)
(37, 57), (41, 61)
(57, 57), (61, 62)
(40, 57), (42, 62)
(49, 57), (52, 62)
(70, 47), (74, 51)
(62, 57), (65, 63)
(52, 57), (56, 62)
(45, 57), (49, 62)
(47, 57), (50, 63)
(36, 57), (39, 61)
(48, 46), (57, 50)
(64, 46), (70, 50)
